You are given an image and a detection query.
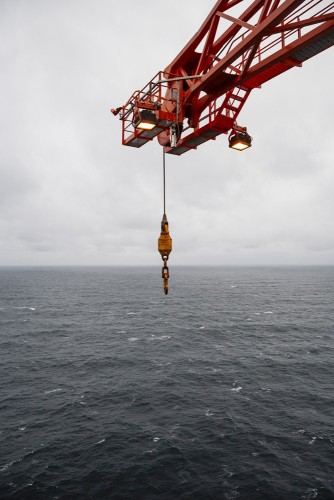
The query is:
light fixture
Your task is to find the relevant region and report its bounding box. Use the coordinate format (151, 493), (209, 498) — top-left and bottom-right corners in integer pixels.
(132, 109), (158, 130)
(229, 127), (252, 151)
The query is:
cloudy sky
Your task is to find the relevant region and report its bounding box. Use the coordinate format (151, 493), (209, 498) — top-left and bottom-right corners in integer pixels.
(1, 0), (333, 266)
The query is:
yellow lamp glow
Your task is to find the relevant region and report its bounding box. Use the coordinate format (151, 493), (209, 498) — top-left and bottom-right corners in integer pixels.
(133, 109), (157, 130)
(229, 130), (252, 151)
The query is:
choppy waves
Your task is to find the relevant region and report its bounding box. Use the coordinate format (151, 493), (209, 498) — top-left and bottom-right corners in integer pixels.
(0, 266), (334, 499)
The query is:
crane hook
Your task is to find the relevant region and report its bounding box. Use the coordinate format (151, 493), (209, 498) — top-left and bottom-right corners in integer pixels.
(158, 213), (172, 295)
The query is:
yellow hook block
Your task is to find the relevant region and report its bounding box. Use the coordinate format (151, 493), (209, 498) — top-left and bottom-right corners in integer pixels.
(158, 213), (172, 260)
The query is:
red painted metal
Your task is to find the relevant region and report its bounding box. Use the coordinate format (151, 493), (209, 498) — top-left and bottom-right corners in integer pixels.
(115, 0), (334, 155)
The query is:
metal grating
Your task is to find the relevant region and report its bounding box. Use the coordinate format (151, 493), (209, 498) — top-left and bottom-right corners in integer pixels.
(125, 137), (148, 148)
(139, 127), (164, 140)
(292, 31), (334, 63)
(185, 130), (221, 148)
(167, 146), (191, 155)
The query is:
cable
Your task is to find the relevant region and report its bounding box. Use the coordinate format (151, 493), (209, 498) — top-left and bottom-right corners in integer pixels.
(158, 146), (172, 294)
(163, 147), (166, 215)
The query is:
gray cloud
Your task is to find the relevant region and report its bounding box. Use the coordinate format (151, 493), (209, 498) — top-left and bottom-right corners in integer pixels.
(0, 0), (333, 265)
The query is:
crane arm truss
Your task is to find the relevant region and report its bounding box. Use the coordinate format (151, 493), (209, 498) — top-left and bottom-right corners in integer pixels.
(118, 0), (334, 155)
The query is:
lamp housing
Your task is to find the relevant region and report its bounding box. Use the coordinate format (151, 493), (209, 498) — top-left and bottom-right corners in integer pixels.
(229, 128), (252, 151)
(133, 109), (158, 131)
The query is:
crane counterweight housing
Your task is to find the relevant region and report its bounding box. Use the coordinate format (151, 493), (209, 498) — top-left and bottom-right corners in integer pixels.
(113, 0), (334, 155)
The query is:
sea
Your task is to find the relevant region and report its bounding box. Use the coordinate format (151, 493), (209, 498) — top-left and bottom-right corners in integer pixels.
(0, 266), (333, 500)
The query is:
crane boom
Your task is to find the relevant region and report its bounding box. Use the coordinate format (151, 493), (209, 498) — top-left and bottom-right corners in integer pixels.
(113, 0), (334, 155)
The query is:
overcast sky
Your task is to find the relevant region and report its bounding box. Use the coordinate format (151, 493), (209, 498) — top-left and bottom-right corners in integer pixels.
(1, 0), (333, 266)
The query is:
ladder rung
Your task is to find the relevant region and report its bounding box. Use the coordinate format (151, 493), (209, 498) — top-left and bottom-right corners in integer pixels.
(230, 94), (243, 102)
(225, 104), (239, 112)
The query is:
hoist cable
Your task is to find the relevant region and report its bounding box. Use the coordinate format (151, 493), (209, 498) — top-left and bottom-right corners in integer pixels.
(158, 146), (172, 295)
(163, 147), (166, 214)
(163, 147), (166, 215)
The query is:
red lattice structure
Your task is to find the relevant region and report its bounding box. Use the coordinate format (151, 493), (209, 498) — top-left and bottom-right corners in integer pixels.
(113, 0), (334, 155)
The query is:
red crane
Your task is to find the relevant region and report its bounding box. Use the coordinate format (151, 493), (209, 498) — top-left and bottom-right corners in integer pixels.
(112, 0), (334, 293)
(113, 0), (334, 155)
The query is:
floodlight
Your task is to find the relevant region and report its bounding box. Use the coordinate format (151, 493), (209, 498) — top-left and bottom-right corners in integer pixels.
(133, 109), (157, 130)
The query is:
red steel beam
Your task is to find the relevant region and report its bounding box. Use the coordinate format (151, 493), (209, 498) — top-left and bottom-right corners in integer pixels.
(192, 17), (334, 114)
(184, 0), (304, 103)
(116, 0), (334, 153)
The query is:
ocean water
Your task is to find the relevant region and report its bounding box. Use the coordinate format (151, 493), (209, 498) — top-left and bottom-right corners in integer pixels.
(0, 266), (333, 500)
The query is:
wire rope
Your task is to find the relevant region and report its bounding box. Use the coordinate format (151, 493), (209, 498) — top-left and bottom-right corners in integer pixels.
(163, 147), (166, 215)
